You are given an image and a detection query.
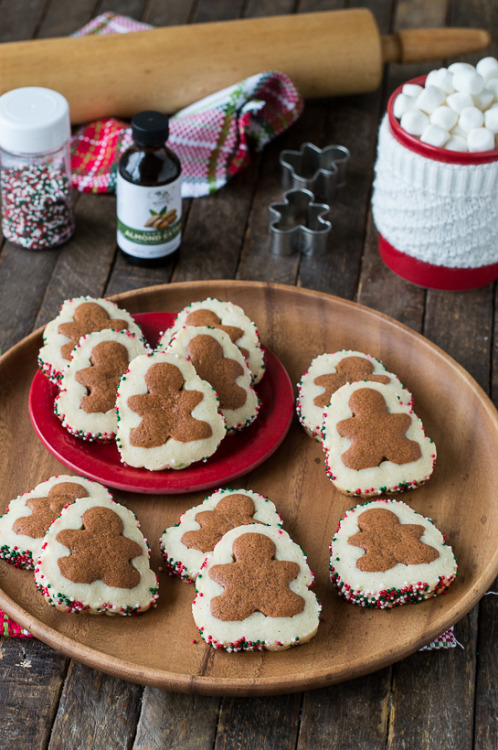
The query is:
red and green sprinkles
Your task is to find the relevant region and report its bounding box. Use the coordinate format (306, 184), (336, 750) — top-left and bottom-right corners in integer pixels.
(1, 163), (74, 249)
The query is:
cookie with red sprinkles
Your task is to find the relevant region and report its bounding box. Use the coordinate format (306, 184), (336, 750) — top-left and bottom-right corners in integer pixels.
(54, 328), (148, 442)
(297, 350), (412, 440)
(0, 475), (112, 570)
(322, 381), (436, 497)
(162, 325), (260, 431)
(160, 487), (283, 582)
(33, 492), (159, 616)
(157, 297), (266, 384)
(115, 351), (226, 471)
(38, 296), (147, 385)
(329, 498), (457, 609)
(192, 525), (321, 652)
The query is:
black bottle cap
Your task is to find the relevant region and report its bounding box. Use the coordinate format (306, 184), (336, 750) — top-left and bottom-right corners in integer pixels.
(131, 110), (169, 147)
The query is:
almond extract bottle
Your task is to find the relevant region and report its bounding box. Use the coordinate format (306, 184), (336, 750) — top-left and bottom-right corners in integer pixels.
(117, 110), (182, 266)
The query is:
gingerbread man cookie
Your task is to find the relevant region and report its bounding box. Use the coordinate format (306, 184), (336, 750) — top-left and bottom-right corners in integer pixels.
(162, 326), (260, 431)
(296, 350), (412, 440)
(34, 492), (159, 615)
(54, 329), (148, 441)
(38, 296), (146, 385)
(0, 475), (112, 570)
(157, 297), (265, 384)
(116, 351), (226, 470)
(322, 381), (436, 497)
(329, 499), (457, 608)
(160, 488), (282, 582)
(192, 525), (321, 651)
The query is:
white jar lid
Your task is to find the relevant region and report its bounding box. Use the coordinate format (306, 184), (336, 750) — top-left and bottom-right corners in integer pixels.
(0, 87), (70, 154)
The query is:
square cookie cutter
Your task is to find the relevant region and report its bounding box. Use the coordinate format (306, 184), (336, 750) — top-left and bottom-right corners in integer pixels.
(269, 189), (332, 257)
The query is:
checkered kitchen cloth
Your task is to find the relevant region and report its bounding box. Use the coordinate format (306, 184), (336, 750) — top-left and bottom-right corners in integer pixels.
(70, 12), (303, 197)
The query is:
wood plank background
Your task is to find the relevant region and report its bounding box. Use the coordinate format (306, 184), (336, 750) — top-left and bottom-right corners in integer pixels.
(0, 0), (496, 748)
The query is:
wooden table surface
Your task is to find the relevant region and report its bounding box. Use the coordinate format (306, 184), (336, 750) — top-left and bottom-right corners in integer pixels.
(0, 1), (496, 748)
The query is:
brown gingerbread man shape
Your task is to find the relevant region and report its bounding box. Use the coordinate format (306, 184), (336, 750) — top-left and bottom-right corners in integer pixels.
(337, 387), (421, 470)
(58, 302), (129, 361)
(127, 361), (213, 448)
(56, 506), (143, 588)
(185, 309), (249, 359)
(313, 356), (390, 409)
(181, 494), (262, 553)
(348, 507), (440, 572)
(186, 334), (247, 410)
(13, 482), (89, 539)
(75, 340), (130, 414)
(209, 532), (305, 621)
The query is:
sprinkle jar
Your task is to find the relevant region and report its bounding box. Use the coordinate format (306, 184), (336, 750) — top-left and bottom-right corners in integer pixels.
(372, 76), (498, 290)
(0, 87), (74, 250)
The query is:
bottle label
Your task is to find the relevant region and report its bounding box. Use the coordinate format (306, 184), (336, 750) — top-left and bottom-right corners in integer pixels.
(116, 174), (182, 258)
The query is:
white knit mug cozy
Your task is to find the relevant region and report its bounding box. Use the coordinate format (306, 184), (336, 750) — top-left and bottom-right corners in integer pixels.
(372, 76), (498, 291)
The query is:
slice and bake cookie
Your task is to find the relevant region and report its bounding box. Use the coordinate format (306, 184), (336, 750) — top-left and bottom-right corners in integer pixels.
(0, 475), (111, 570)
(160, 488), (282, 582)
(329, 499), (457, 608)
(115, 351), (226, 470)
(322, 381), (436, 497)
(34, 493), (158, 615)
(38, 296), (146, 385)
(162, 326), (260, 431)
(54, 329), (148, 442)
(157, 297), (265, 384)
(297, 350), (412, 440)
(192, 525), (321, 651)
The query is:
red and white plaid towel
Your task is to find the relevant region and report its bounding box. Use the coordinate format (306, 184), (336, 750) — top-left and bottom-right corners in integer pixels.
(70, 13), (303, 197)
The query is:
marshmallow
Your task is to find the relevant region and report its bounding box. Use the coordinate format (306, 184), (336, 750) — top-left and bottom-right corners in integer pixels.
(484, 107), (498, 134)
(476, 56), (498, 81)
(400, 109), (429, 136)
(416, 85), (446, 115)
(425, 68), (454, 94)
(430, 105), (458, 131)
(420, 124), (450, 148)
(467, 127), (495, 152)
(473, 88), (495, 111)
(402, 83), (424, 97)
(446, 91), (474, 114)
(448, 62), (476, 75)
(453, 68), (485, 95)
(393, 93), (417, 118)
(458, 106), (485, 132)
(444, 135), (468, 152)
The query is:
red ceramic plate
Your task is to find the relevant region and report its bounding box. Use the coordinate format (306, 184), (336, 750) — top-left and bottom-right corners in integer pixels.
(28, 312), (294, 494)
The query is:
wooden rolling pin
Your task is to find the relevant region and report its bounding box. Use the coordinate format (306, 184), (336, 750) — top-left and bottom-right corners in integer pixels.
(0, 9), (491, 123)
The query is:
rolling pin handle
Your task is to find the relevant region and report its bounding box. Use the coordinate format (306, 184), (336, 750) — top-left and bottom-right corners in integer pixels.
(382, 28), (491, 64)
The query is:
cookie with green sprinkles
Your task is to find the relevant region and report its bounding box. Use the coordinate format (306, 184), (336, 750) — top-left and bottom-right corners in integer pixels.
(296, 350), (412, 441)
(54, 329), (148, 442)
(0, 475), (112, 570)
(115, 351), (226, 471)
(329, 498), (457, 609)
(161, 325), (260, 431)
(192, 525), (321, 652)
(322, 381), (436, 497)
(160, 487), (283, 582)
(38, 295), (147, 385)
(156, 297), (266, 384)
(33, 492), (159, 615)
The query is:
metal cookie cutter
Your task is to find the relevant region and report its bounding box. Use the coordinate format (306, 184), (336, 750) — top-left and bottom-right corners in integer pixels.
(269, 189), (332, 257)
(279, 142), (350, 203)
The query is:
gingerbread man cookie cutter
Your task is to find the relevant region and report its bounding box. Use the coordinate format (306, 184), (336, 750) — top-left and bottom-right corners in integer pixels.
(279, 142), (350, 202)
(269, 188), (332, 256)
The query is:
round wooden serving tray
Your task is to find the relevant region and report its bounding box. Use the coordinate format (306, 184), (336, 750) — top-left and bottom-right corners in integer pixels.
(0, 281), (497, 696)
